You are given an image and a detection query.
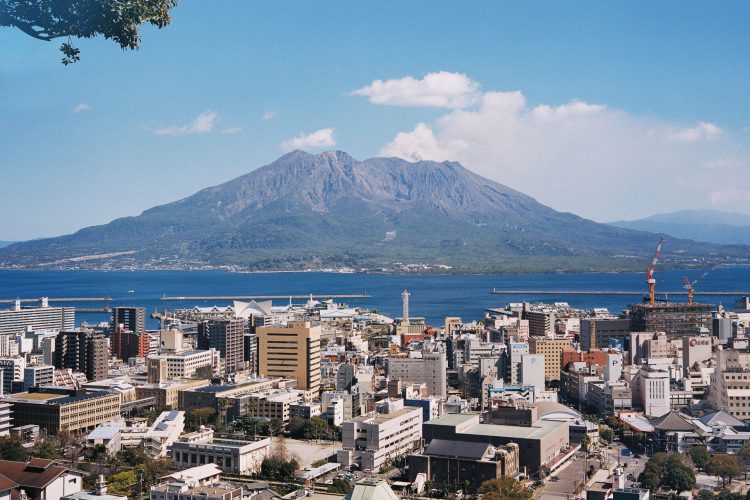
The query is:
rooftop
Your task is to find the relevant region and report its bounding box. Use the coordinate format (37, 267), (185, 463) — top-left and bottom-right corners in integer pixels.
(427, 413), (567, 440)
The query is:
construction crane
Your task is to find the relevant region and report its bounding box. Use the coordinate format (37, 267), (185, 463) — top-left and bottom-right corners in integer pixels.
(646, 238), (665, 305)
(683, 268), (714, 305)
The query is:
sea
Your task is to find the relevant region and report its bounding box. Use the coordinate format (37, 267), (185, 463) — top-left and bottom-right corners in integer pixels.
(1, 267), (749, 329)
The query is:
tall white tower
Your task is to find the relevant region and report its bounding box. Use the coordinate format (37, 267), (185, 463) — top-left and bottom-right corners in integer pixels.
(402, 290), (410, 325)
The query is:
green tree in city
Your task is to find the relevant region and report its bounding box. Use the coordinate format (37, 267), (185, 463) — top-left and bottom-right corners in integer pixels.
(690, 445), (711, 469)
(304, 417), (329, 441)
(581, 435), (592, 452)
(477, 477), (532, 500)
(0, 436), (29, 461)
(638, 452), (670, 492)
(0, 0), (179, 64)
(600, 427), (614, 444)
(696, 489), (715, 500)
(107, 470), (137, 496)
(707, 454), (743, 488)
(737, 440), (750, 468)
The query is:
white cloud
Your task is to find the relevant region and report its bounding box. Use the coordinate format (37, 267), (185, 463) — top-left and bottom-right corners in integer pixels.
(373, 80), (750, 220)
(73, 103), (91, 113)
(261, 110), (277, 121)
(667, 121), (723, 142)
(221, 127), (243, 135)
(351, 71), (480, 109)
(152, 111), (219, 136)
(280, 128), (336, 152)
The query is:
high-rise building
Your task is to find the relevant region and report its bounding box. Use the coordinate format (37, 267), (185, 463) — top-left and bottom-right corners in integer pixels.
(111, 307), (146, 334)
(529, 337), (573, 381)
(386, 351), (448, 399)
(580, 318), (631, 351)
(204, 319), (245, 375)
(520, 354), (545, 393)
(110, 325), (150, 361)
(0, 357), (25, 395)
(504, 340), (529, 385)
(0, 299), (74, 336)
(257, 321), (321, 393)
(22, 364), (54, 391)
(54, 330), (108, 382)
(629, 302), (713, 338)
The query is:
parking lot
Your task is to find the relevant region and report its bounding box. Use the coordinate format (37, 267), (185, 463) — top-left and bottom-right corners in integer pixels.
(272, 437), (341, 469)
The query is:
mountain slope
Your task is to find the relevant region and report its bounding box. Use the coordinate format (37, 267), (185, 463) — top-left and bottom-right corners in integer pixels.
(610, 209), (750, 245)
(1, 151), (747, 272)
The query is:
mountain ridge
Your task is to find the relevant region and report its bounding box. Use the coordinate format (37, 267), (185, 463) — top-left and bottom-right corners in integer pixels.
(1, 151), (747, 273)
(610, 209), (750, 245)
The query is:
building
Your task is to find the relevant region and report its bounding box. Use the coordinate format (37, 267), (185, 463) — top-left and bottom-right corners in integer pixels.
(177, 378), (284, 414)
(637, 367), (671, 418)
(386, 351), (447, 399)
(201, 319), (245, 376)
(136, 379), (211, 409)
(22, 364), (54, 392)
(629, 303), (713, 338)
(580, 318), (631, 351)
(505, 341), (529, 385)
(709, 348), (750, 419)
(529, 337), (572, 381)
(171, 435), (271, 475)
(257, 321), (321, 393)
(240, 389), (305, 425)
(523, 309), (555, 337)
(54, 330), (108, 382)
(408, 440), (519, 491)
(0, 458), (84, 500)
(0, 402), (12, 436)
(110, 326), (149, 362)
(111, 307), (146, 334)
(6, 387), (121, 434)
(322, 391), (361, 421)
(0, 357), (25, 394)
(337, 399), (423, 472)
(147, 349), (221, 383)
(521, 354), (545, 393)
(422, 412), (570, 477)
(586, 381), (632, 417)
(0, 299), (75, 336)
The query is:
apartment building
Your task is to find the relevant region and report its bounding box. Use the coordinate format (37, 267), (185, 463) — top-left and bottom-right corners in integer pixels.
(201, 319), (245, 375)
(257, 321), (321, 393)
(0, 299), (75, 336)
(337, 398), (423, 472)
(709, 349), (750, 419)
(0, 357), (25, 395)
(523, 309), (556, 337)
(22, 364), (54, 391)
(54, 330), (108, 382)
(386, 351), (447, 399)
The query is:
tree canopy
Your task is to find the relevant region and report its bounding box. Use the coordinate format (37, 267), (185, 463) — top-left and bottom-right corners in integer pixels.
(0, 0), (179, 64)
(477, 477), (533, 500)
(638, 452), (696, 493)
(707, 454), (743, 488)
(690, 445), (711, 469)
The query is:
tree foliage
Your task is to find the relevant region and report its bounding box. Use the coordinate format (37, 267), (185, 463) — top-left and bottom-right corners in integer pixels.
(707, 454), (743, 488)
(638, 453), (695, 493)
(477, 477), (533, 500)
(600, 428), (614, 444)
(690, 445), (711, 469)
(259, 456), (299, 481)
(0, 436), (29, 461)
(0, 0), (179, 64)
(737, 440), (750, 465)
(107, 470), (137, 496)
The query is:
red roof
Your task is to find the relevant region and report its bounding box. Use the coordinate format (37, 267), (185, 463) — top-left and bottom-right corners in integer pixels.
(0, 460), (69, 491)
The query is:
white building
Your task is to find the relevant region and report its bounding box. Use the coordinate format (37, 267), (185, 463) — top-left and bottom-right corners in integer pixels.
(0, 402), (12, 436)
(171, 436), (271, 475)
(521, 354), (545, 393)
(638, 366), (671, 417)
(147, 349), (221, 382)
(337, 398), (422, 472)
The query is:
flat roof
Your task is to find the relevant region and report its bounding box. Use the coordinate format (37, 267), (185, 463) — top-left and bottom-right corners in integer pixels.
(351, 407), (421, 424)
(427, 413), (567, 440)
(8, 392), (61, 402)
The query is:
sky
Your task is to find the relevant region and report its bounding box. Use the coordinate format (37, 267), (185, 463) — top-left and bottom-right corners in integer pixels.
(2, 1), (750, 241)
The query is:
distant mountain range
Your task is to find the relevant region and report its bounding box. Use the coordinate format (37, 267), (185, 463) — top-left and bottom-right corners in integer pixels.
(1, 151), (747, 272)
(0, 241), (16, 249)
(610, 209), (750, 245)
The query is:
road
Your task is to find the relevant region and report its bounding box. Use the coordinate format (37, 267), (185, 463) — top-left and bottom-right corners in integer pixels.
(534, 440), (644, 500)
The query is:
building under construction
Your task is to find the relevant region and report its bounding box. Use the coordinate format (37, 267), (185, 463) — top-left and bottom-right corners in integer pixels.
(628, 302), (713, 338)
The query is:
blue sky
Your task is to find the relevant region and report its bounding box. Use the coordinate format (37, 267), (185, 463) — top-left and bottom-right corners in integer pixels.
(2, 1), (750, 240)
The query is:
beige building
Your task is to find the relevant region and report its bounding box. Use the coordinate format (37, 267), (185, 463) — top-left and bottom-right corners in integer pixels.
(529, 337), (572, 381)
(257, 321), (321, 394)
(147, 349), (221, 383)
(136, 379), (211, 409)
(7, 388), (121, 434)
(243, 389), (305, 424)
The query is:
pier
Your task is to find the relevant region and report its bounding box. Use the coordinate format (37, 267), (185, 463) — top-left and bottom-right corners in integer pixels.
(0, 297), (112, 303)
(160, 294), (370, 301)
(491, 289), (749, 296)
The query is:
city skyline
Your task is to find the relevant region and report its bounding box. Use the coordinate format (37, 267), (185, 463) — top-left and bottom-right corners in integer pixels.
(2, 2), (750, 240)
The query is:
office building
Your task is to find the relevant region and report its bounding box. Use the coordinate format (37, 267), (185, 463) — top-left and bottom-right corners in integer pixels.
(110, 325), (149, 362)
(0, 357), (25, 395)
(203, 319), (245, 375)
(136, 378), (210, 409)
(257, 321), (321, 393)
(0, 299), (75, 336)
(505, 340), (529, 385)
(580, 318), (631, 351)
(523, 309), (556, 337)
(0, 402), (11, 436)
(54, 330), (108, 382)
(629, 302), (713, 338)
(147, 349), (221, 383)
(7, 387), (121, 434)
(386, 351), (447, 399)
(529, 337), (572, 381)
(171, 434), (271, 475)
(111, 307), (146, 334)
